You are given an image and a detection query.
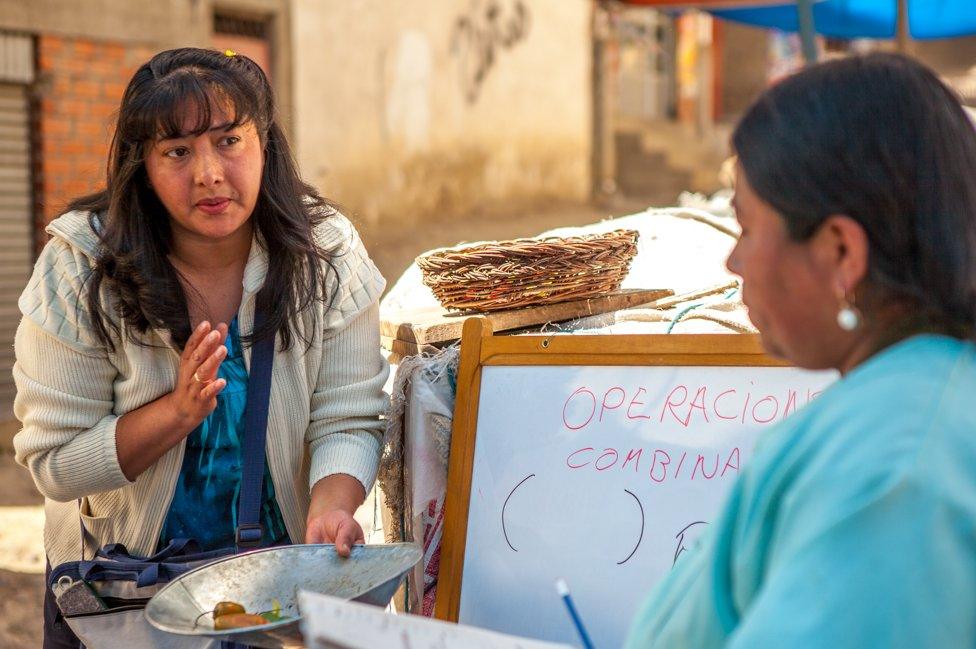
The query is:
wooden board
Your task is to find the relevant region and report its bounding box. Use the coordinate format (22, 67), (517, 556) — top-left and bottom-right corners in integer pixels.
(380, 336), (439, 361)
(380, 288), (673, 347)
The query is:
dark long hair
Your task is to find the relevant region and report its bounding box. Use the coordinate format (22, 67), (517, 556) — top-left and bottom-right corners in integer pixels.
(72, 47), (337, 351)
(733, 53), (976, 337)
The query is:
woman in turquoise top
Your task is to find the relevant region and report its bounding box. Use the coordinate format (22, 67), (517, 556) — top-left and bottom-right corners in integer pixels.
(626, 54), (976, 647)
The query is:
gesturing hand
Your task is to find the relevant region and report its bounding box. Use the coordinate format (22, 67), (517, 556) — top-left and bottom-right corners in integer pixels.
(171, 320), (229, 431)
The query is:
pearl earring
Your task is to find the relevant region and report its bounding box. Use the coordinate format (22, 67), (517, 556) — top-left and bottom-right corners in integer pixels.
(836, 291), (862, 331)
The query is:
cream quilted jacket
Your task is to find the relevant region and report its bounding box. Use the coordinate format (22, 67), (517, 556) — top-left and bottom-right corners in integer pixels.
(13, 210), (389, 567)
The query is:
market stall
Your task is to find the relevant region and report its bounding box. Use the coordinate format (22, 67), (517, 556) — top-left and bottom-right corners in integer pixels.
(377, 197), (758, 614)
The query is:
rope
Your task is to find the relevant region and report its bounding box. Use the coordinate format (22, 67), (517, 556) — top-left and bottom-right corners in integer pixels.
(671, 210), (740, 239)
(667, 302), (705, 333)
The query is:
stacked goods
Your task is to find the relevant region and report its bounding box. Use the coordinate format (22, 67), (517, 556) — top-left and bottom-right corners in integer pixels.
(416, 229), (640, 313)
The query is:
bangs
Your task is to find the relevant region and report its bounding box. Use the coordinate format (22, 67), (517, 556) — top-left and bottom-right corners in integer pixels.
(125, 67), (261, 143)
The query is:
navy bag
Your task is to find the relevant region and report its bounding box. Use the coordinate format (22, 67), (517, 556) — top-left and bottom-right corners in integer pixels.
(48, 314), (276, 649)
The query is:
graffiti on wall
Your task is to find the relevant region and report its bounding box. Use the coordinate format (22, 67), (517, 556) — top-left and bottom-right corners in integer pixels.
(450, 0), (531, 104)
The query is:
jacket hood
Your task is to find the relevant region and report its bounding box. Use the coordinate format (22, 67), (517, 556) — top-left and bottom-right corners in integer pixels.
(45, 210), (102, 260)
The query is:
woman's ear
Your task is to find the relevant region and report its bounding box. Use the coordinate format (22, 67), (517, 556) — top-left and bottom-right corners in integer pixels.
(811, 214), (870, 292)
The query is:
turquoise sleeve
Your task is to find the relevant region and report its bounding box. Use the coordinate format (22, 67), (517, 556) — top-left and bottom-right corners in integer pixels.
(728, 476), (976, 649)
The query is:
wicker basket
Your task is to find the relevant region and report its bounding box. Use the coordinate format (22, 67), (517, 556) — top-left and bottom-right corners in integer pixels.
(416, 229), (640, 313)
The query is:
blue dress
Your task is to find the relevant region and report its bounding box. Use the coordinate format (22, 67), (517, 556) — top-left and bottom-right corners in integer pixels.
(159, 317), (290, 551)
(625, 335), (976, 648)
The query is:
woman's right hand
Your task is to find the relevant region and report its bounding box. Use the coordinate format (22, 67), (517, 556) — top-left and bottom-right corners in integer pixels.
(170, 320), (229, 430)
(115, 321), (230, 481)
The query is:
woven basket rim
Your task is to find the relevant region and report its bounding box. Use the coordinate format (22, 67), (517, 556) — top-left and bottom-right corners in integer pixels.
(415, 228), (639, 264)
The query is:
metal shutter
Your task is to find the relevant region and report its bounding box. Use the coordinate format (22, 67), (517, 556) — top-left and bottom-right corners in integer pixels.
(0, 83), (32, 417)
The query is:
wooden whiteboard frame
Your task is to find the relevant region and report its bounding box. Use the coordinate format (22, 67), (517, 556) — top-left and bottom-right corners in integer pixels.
(434, 316), (787, 622)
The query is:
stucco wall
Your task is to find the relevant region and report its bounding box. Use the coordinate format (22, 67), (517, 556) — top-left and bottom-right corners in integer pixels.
(0, 0), (294, 130)
(0, 0), (205, 48)
(0, 0), (288, 49)
(291, 0), (592, 224)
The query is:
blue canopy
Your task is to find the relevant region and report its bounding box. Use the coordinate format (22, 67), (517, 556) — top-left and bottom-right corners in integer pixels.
(712, 0), (976, 40)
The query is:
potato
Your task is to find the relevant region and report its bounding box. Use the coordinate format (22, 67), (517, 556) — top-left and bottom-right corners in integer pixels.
(213, 613), (267, 630)
(213, 601), (246, 618)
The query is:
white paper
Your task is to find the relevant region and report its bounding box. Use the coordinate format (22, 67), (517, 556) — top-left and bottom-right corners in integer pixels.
(298, 591), (574, 649)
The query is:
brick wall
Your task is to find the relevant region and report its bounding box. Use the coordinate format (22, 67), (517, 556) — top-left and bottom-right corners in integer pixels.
(33, 34), (156, 252)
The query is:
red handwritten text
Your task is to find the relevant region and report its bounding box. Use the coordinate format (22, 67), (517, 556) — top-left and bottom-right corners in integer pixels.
(563, 384), (821, 432)
(565, 445), (741, 484)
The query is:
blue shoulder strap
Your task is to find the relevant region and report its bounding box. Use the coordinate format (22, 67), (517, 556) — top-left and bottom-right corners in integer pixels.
(235, 307), (275, 552)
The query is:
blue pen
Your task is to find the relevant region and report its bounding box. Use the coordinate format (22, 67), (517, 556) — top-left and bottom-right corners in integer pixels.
(555, 578), (596, 649)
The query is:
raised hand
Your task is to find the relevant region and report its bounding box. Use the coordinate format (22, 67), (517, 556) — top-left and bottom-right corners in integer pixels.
(170, 320), (229, 429)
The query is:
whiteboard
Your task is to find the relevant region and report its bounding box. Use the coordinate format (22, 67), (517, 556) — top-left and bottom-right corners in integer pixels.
(457, 364), (835, 648)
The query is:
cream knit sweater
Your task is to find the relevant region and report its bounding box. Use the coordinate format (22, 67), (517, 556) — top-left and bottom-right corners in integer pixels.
(13, 210), (389, 568)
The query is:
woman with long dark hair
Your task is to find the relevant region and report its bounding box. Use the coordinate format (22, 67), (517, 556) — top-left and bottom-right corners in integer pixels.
(626, 53), (976, 647)
(13, 48), (388, 647)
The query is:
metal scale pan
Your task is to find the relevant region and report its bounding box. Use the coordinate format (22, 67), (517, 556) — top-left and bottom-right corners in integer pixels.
(145, 543), (422, 648)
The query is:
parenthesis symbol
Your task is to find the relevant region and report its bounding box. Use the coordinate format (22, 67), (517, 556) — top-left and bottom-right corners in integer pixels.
(618, 489), (644, 565)
(501, 473), (535, 552)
